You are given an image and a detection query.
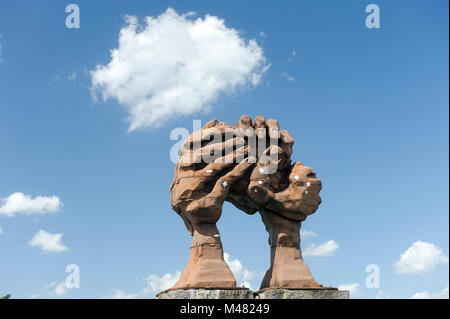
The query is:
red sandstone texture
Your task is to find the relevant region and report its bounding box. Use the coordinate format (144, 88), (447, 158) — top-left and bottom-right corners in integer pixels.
(170, 115), (322, 290)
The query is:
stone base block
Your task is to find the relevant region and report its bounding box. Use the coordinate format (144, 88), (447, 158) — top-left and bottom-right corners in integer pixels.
(157, 288), (349, 299)
(157, 288), (253, 299)
(254, 288), (349, 299)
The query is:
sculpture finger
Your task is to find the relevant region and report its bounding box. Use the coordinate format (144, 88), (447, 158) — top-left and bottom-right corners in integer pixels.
(179, 126), (246, 166)
(247, 162), (275, 205)
(207, 157), (253, 201)
(180, 158), (253, 223)
(202, 119), (225, 129)
(234, 114), (252, 130)
(180, 125), (232, 153)
(266, 118), (281, 140)
(172, 150), (252, 207)
(258, 144), (287, 174)
(279, 129), (294, 157)
(176, 144), (248, 179)
(179, 137), (242, 166)
(253, 115), (267, 139)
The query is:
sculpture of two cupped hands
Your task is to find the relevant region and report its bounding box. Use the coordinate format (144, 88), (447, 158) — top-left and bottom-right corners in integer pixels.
(169, 115), (323, 291)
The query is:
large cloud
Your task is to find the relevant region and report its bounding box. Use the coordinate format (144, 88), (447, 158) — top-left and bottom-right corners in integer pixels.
(91, 8), (269, 131)
(0, 192), (63, 217)
(394, 241), (449, 274)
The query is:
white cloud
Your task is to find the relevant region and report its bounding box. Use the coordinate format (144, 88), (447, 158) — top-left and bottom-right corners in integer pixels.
(375, 290), (389, 299)
(29, 229), (68, 253)
(46, 281), (69, 296)
(102, 253), (261, 298)
(287, 49), (296, 63)
(224, 252), (260, 290)
(338, 283), (362, 298)
(141, 270), (181, 296)
(0, 192), (63, 217)
(280, 72), (296, 82)
(0, 225), (3, 235)
(102, 289), (138, 299)
(91, 8), (269, 131)
(303, 240), (339, 257)
(102, 270), (182, 299)
(300, 229), (318, 238)
(68, 71), (76, 81)
(54, 282), (69, 296)
(107, 253), (261, 299)
(411, 284), (449, 299)
(394, 241), (449, 274)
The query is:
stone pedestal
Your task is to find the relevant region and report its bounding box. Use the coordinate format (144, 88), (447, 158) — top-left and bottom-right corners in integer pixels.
(157, 288), (253, 299)
(157, 288), (349, 299)
(254, 288), (349, 299)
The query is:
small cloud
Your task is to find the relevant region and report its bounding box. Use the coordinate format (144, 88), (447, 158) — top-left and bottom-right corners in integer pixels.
(303, 240), (339, 257)
(141, 270), (181, 296)
(280, 72), (296, 82)
(375, 290), (389, 299)
(102, 258), (262, 299)
(411, 284), (449, 299)
(259, 31), (265, 37)
(394, 241), (449, 274)
(0, 225), (3, 235)
(287, 49), (296, 63)
(29, 230), (68, 253)
(110, 254), (262, 299)
(54, 282), (69, 296)
(46, 281), (69, 296)
(300, 229), (318, 238)
(102, 289), (138, 299)
(68, 71), (77, 81)
(338, 283), (362, 298)
(45, 281), (57, 289)
(102, 270), (182, 299)
(224, 252), (261, 290)
(0, 192), (63, 217)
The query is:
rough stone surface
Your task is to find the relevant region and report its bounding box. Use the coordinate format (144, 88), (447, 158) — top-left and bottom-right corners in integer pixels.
(157, 288), (349, 299)
(157, 288), (253, 299)
(254, 289), (349, 299)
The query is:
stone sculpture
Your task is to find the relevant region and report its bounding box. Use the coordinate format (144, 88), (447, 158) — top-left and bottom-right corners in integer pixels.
(169, 115), (323, 290)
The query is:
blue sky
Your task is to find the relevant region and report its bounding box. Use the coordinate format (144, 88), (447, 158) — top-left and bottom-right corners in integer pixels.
(0, 0), (448, 299)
